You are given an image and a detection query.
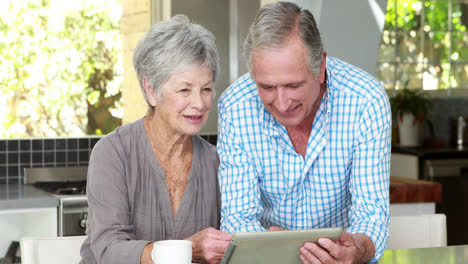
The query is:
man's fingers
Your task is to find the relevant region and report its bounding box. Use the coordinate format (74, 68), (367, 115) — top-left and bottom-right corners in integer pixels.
(317, 238), (340, 258)
(299, 253), (313, 264)
(268, 226), (283, 231)
(337, 231), (355, 247)
(302, 242), (334, 263)
(300, 244), (321, 264)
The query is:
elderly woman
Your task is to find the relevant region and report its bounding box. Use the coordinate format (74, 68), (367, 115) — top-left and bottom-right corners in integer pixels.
(80, 15), (231, 264)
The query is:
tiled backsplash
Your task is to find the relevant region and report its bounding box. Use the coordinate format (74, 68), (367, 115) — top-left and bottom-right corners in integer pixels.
(0, 135), (217, 184)
(428, 98), (468, 145)
(0, 137), (101, 184)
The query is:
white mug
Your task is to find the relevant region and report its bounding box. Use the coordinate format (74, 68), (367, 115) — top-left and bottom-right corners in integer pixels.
(152, 240), (192, 264)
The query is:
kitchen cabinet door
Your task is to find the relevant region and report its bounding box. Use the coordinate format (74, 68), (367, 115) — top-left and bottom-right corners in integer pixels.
(0, 207), (57, 257)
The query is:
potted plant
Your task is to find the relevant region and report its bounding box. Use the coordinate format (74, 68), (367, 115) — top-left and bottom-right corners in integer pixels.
(390, 88), (431, 146)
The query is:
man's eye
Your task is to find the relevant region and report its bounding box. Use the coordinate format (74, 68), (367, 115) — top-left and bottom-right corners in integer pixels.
(262, 85), (273, 90)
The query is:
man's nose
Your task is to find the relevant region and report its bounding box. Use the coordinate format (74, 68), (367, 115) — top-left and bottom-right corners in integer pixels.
(276, 88), (291, 112)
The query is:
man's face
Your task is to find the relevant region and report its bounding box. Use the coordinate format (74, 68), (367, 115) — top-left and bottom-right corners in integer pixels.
(252, 35), (326, 128)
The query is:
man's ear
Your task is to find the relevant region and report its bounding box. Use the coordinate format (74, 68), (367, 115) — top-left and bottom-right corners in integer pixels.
(143, 76), (157, 107)
(319, 51), (327, 84)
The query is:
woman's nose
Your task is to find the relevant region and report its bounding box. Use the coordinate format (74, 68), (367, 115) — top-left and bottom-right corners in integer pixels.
(190, 92), (205, 110)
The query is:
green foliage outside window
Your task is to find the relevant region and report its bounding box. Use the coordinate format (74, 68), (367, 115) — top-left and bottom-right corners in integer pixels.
(378, 0), (468, 91)
(0, 0), (122, 138)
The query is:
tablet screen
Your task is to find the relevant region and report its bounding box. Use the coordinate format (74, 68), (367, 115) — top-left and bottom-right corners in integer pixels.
(220, 227), (343, 264)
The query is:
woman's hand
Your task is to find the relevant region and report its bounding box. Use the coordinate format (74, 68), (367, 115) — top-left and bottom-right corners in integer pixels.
(140, 242), (154, 264)
(187, 227), (232, 264)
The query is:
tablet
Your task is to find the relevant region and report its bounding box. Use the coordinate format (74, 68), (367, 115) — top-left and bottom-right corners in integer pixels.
(220, 227), (343, 264)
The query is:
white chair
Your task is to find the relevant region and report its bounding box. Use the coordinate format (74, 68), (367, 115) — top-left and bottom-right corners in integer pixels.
(20, 236), (87, 264)
(387, 214), (447, 250)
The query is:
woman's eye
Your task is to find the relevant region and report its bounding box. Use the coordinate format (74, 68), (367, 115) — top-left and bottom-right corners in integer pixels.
(203, 87), (212, 92)
(179, 88), (190, 93)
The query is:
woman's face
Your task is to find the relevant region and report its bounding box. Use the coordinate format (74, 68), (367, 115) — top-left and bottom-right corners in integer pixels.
(153, 65), (214, 136)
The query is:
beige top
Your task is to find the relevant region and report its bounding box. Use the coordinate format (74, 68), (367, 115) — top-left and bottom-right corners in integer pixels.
(80, 119), (220, 264)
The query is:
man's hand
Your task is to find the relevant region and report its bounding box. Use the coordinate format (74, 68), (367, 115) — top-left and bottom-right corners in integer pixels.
(186, 227), (232, 264)
(299, 232), (375, 264)
(268, 226), (283, 231)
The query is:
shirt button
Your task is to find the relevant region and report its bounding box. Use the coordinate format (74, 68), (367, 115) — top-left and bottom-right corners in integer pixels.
(298, 201), (303, 207)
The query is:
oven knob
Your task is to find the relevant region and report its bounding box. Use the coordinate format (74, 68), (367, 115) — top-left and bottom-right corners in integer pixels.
(80, 213), (88, 229)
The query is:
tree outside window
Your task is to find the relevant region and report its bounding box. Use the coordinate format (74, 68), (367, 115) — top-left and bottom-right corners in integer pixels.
(0, 0), (122, 138)
(377, 0), (468, 91)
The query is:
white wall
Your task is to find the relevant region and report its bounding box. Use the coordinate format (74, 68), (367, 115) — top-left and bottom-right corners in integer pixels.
(171, 0), (259, 135)
(230, 0), (260, 82)
(291, 0), (388, 77)
(171, 0), (230, 135)
(318, 0), (388, 77)
(167, 0), (388, 134)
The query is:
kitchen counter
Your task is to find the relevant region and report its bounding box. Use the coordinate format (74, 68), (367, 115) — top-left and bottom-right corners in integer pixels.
(1, 178), (436, 209)
(390, 176), (442, 203)
(392, 145), (468, 159)
(379, 244), (468, 264)
(389, 176), (442, 215)
(0, 184), (58, 210)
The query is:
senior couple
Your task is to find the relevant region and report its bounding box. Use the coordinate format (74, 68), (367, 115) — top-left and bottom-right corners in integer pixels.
(80, 2), (391, 264)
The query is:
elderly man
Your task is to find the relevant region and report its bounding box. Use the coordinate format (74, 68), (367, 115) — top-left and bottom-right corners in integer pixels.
(217, 2), (391, 263)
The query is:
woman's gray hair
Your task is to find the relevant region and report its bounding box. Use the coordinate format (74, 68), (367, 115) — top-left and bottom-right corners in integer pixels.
(244, 1), (324, 78)
(133, 15), (220, 114)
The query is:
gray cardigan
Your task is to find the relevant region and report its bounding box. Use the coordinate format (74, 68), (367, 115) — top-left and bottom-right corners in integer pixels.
(80, 119), (220, 264)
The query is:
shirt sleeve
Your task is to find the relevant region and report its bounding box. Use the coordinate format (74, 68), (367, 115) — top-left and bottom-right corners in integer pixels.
(347, 94), (392, 262)
(217, 104), (266, 233)
(86, 137), (151, 264)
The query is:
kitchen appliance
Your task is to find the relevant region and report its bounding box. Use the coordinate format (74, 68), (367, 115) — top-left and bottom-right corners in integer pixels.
(24, 167), (88, 236)
(451, 116), (468, 149)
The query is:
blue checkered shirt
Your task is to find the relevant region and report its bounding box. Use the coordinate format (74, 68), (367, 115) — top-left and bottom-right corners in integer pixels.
(217, 57), (391, 261)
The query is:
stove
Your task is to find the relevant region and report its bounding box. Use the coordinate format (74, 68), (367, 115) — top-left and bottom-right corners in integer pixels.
(33, 181), (86, 195)
(24, 166), (88, 236)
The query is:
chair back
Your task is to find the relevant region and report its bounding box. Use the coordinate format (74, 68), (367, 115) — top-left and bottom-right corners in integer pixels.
(20, 236), (86, 264)
(387, 214), (447, 250)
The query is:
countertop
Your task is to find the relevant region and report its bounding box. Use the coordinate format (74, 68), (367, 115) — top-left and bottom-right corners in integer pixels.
(392, 145), (468, 159)
(0, 184), (58, 210)
(389, 176), (442, 203)
(1, 177), (439, 209)
(379, 244), (468, 264)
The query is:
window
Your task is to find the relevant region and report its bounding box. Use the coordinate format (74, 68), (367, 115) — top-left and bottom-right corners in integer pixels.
(377, 0), (468, 91)
(0, 0), (122, 138)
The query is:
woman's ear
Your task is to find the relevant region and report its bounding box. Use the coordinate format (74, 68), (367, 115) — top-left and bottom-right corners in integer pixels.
(143, 76), (157, 107)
